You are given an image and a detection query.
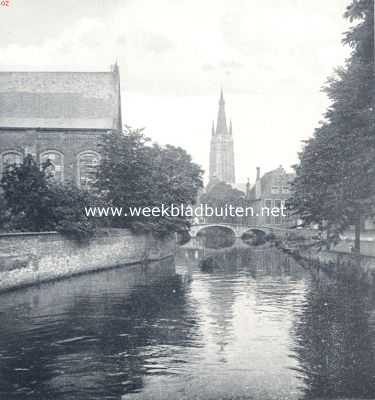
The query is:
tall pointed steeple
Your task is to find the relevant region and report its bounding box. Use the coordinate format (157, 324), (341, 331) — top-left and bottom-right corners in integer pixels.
(216, 88), (228, 136)
(209, 89), (235, 185)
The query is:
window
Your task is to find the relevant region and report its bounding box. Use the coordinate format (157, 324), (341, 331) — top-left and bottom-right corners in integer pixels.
(40, 151), (64, 182)
(282, 186), (290, 194)
(264, 199), (273, 224)
(1, 151), (22, 175)
(281, 200), (289, 222)
(271, 186), (280, 194)
(78, 151), (100, 188)
(274, 199), (282, 225)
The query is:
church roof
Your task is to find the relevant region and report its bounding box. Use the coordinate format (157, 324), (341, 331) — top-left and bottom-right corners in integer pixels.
(0, 69), (122, 130)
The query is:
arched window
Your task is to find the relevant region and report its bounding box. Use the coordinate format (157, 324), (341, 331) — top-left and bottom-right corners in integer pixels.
(40, 151), (64, 182)
(77, 151), (100, 188)
(1, 151), (23, 175)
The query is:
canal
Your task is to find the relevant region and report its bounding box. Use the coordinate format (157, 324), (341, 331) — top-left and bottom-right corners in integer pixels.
(1, 245), (375, 399)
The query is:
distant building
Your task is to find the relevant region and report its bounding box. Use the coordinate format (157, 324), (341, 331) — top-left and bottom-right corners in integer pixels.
(209, 90), (235, 185)
(246, 165), (295, 226)
(0, 64), (122, 187)
(232, 182), (247, 194)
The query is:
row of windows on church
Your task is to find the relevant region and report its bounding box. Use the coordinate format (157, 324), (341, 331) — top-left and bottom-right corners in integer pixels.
(1, 150), (100, 188)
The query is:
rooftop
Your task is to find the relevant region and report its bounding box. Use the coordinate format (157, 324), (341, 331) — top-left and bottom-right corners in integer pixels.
(0, 68), (122, 130)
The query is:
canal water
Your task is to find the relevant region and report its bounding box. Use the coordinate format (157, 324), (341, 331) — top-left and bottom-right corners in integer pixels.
(1, 246), (375, 399)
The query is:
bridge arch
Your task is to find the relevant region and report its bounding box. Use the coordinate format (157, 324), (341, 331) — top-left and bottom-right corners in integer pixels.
(191, 224), (237, 238)
(241, 228), (267, 237)
(189, 223), (272, 239)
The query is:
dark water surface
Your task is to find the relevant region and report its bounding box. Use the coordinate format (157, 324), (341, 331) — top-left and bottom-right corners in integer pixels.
(1, 247), (375, 399)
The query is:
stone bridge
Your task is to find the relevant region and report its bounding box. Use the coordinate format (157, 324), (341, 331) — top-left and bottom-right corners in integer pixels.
(189, 223), (274, 238)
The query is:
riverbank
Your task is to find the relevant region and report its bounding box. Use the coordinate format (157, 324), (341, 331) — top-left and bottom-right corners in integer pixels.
(275, 234), (375, 282)
(0, 229), (176, 293)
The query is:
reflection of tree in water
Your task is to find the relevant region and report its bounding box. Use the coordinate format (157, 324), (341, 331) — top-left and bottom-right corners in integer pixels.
(177, 246), (253, 270)
(0, 259), (201, 400)
(292, 274), (375, 399)
(206, 248), (253, 270)
(178, 246), (303, 278)
(176, 248), (201, 265)
(249, 248), (304, 277)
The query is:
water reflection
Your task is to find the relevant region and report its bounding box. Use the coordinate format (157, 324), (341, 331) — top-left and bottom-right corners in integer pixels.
(172, 247), (306, 400)
(0, 259), (201, 400)
(293, 273), (375, 399)
(2, 245), (375, 399)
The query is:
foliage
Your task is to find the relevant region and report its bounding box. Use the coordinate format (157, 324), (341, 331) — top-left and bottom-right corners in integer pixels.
(203, 181), (245, 204)
(290, 0), (374, 250)
(96, 127), (203, 235)
(50, 184), (96, 242)
(1, 155), (57, 231)
(0, 155), (96, 241)
(200, 181), (245, 223)
(0, 192), (11, 232)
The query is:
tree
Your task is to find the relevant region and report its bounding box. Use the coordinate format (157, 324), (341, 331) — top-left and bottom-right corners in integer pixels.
(50, 184), (96, 242)
(200, 181), (245, 223)
(1, 155), (57, 231)
(290, 0), (374, 251)
(0, 155), (96, 241)
(146, 143), (204, 234)
(96, 127), (203, 235)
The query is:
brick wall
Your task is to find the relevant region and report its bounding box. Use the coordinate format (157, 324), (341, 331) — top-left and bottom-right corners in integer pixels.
(0, 129), (104, 183)
(0, 229), (176, 292)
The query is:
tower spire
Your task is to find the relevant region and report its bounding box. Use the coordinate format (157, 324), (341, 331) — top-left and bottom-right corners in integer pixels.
(211, 120), (215, 136)
(219, 88), (224, 104)
(216, 89), (228, 135)
(209, 88), (235, 185)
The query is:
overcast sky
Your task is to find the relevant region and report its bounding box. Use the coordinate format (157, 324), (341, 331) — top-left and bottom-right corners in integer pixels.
(0, 0), (351, 184)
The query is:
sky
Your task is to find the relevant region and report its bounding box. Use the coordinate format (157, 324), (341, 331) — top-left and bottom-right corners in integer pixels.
(0, 0), (352, 184)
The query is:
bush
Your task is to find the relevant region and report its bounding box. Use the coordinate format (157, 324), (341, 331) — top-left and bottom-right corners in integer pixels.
(0, 155), (96, 241)
(51, 184), (96, 242)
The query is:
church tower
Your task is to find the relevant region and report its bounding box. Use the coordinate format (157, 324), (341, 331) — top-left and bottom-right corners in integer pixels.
(209, 90), (235, 184)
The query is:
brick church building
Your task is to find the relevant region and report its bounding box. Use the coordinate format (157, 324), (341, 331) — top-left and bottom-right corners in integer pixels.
(0, 64), (122, 187)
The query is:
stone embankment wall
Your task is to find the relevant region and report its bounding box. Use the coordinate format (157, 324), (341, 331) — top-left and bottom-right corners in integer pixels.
(279, 243), (375, 282)
(299, 248), (375, 275)
(0, 229), (175, 292)
(272, 227), (375, 281)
